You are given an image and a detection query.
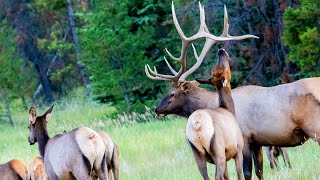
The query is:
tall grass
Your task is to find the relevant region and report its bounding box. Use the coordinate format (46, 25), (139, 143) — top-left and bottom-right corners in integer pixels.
(0, 99), (319, 179)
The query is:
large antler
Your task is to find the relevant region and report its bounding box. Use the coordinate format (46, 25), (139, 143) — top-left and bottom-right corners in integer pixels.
(145, 2), (258, 84)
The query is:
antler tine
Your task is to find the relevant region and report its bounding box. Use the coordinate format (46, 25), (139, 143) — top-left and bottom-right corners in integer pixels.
(145, 65), (171, 81)
(199, 2), (210, 33)
(171, 1), (186, 40)
(146, 64), (177, 79)
(178, 4), (259, 81)
(165, 48), (180, 62)
(219, 5), (259, 40)
(164, 56), (178, 75)
(221, 5), (229, 37)
(191, 44), (200, 60)
(145, 3), (259, 83)
(179, 40), (215, 81)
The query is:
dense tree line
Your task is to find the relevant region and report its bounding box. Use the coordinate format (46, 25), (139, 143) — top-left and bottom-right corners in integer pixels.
(0, 0), (318, 113)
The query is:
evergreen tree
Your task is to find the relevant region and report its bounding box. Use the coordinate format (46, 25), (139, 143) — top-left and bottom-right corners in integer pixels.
(283, 0), (320, 77)
(80, 0), (173, 111)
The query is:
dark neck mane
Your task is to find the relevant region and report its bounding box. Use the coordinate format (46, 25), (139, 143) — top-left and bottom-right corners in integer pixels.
(217, 85), (235, 115)
(212, 54), (235, 115)
(182, 87), (218, 117)
(35, 123), (50, 158)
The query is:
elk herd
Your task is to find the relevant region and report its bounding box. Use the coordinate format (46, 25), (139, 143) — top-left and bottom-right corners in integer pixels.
(0, 105), (119, 180)
(1, 2), (319, 180)
(146, 2), (320, 180)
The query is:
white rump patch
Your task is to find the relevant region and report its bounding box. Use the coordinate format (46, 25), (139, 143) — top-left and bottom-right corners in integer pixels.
(75, 127), (105, 167)
(186, 110), (215, 154)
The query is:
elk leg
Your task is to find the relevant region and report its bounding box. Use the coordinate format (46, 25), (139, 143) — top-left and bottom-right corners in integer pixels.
(265, 146), (275, 169)
(223, 163), (230, 180)
(214, 156), (226, 180)
(108, 169), (112, 180)
(274, 154), (279, 168)
(242, 143), (253, 180)
(189, 142), (210, 180)
(96, 158), (109, 180)
(112, 145), (120, 180)
(235, 150), (244, 180)
(280, 148), (292, 168)
(252, 145), (263, 179)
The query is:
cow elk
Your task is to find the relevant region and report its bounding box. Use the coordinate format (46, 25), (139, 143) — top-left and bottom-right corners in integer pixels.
(30, 157), (48, 180)
(186, 49), (244, 180)
(265, 147), (291, 169)
(145, 2), (320, 180)
(0, 159), (30, 180)
(92, 131), (119, 180)
(27, 105), (108, 180)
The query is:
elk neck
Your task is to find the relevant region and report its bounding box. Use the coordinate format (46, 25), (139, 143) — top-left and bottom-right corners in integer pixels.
(35, 122), (50, 158)
(183, 87), (219, 117)
(217, 85), (235, 116)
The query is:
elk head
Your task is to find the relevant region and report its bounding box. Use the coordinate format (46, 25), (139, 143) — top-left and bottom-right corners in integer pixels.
(196, 48), (231, 89)
(145, 2), (258, 117)
(28, 105), (54, 145)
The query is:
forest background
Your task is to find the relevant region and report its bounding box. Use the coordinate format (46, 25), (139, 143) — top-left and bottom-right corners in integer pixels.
(0, 0), (319, 116)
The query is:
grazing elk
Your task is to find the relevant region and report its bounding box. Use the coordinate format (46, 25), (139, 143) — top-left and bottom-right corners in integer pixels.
(186, 49), (244, 180)
(265, 147), (291, 169)
(145, 2), (320, 180)
(27, 105), (108, 180)
(0, 159), (30, 180)
(30, 157), (48, 180)
(92, 131), (119, 180)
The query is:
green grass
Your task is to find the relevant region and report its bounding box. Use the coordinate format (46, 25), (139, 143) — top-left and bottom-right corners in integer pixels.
(0, 102), (319, 180)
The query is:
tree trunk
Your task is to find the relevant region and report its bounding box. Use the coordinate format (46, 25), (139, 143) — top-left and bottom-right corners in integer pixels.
(9, 1), (55, 104)
(4, 95), (14, 127)
(35, 59), (55, 103)
(32, 30), (68, 101)
(67, 0), (92, 96)
(120, 82), (131, 112)
(21, 96), (28, 110)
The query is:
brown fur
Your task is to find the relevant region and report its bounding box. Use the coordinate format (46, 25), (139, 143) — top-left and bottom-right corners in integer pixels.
(27, 105), (108, 180)
(0, 159), (30, 180)
(265, 147), (291, 169)
(155, 76), (320, 179)
(30, 157), (48, 180)
(186, 49), (244, 180)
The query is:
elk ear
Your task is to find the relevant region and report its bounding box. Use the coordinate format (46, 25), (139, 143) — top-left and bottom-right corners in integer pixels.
(44, 104), (54, 123)
(195, 77), (212, 85)
(180, 82), (192, 93)
(29, 107), (37, 124)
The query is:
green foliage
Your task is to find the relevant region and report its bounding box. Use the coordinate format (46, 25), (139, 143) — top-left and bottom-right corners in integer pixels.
(30, 0), (82, 95)
(0, 20), (37, 98)
(283, 0), (320, 77)
(80, 0), (174, 111)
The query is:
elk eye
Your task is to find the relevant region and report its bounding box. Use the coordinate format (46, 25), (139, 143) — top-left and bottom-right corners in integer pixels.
(170, 93), (174, 97)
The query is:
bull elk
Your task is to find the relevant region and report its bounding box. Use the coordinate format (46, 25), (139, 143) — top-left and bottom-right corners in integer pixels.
(145, 2), (320, 180)
(186, 49), (244, 179)
(0, 159), (30, 180)
(27, 105), (108, 180)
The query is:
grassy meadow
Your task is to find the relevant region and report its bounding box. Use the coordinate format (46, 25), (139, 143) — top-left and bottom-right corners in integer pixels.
(0, 99), (319, 180)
